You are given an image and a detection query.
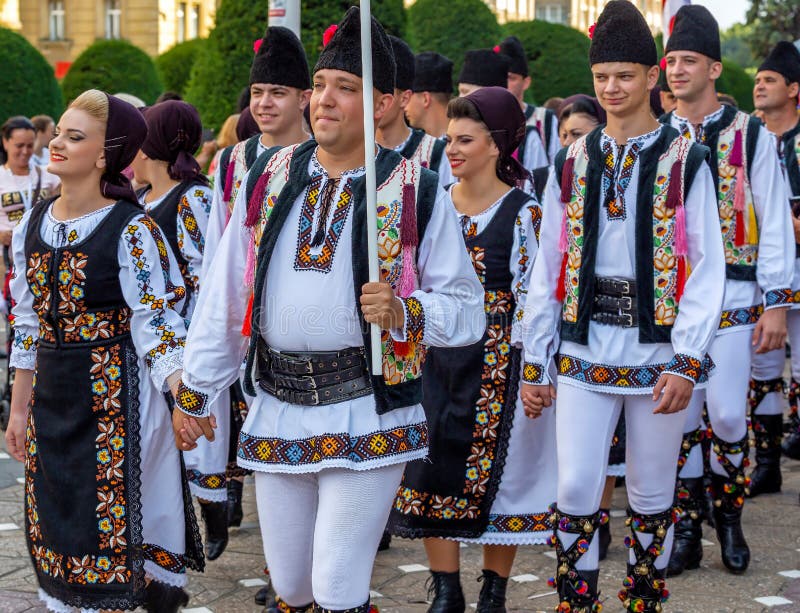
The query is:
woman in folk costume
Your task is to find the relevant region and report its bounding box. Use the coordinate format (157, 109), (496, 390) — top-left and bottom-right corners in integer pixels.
(171, 8), (484, 613)
(390, 86), (555, 613)
(130, 100), (234, 560)
(522, 2), (726, 610)
(4, 90), (203, 612)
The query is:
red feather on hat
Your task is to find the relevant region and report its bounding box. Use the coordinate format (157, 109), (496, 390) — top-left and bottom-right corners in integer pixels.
(253, 38), (263, 54)
(323, 24), (338, 47)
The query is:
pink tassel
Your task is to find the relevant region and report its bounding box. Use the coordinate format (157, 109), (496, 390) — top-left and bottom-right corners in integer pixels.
(560, 157), (575, 203)
(222, 155), (236, 203)
(729, 130), (743, 168)
(674, 202), (687, 257)
(245, 171), (271, 228)
(733, 166), (745, 212)
(398, 245), (417, 298)
(243, 232), (256, 288)
(558, 205), (569, 253)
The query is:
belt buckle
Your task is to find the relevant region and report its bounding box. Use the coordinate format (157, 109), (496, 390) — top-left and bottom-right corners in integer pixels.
(619, 296), (632, 311)
(304, 375), (318, 390)
(308, 390), (320, 405)
(614, 279), (632, 296)
(622, 313), (634, 327)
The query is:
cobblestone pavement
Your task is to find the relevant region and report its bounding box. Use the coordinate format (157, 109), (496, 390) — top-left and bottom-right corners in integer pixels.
(0, 439), (799, 613)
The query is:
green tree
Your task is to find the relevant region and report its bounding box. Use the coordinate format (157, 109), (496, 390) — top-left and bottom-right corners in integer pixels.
(408, 0), (502, 86)
(503, 20), (593, 104)
(61, 39), (162, 105)
(746, 0), (800, 62)
(721, 23), (756, 69)
(0, 27), (63, 121)
(717, 58), (756, 112)
(156, 38), (206, 97)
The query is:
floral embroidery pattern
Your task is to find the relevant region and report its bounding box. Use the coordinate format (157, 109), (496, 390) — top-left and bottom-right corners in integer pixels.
(63, 309), (132, 344)
(561, 141), (588, 323)
(469, 246), (486, 284)
(56, 252), (88, 314)
(294, 175), (353, 273)
(26, 251), (55, 343)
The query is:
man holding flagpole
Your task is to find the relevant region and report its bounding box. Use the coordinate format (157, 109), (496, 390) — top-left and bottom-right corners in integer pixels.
(171, 6), (484, 612)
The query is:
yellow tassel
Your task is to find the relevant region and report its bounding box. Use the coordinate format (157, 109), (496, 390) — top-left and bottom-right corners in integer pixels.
(746, 202), (759, 245)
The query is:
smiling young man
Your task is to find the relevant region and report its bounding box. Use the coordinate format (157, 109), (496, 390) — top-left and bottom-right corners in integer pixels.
(750, 42), (800, 474)
(662, 6), (794, 577)
(172, 8), (483, 613)
(520, 2), (725, 610)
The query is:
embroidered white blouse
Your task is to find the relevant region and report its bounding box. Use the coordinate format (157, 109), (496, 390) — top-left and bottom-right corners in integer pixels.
(521, 126), (726, 394)
(179, 146), (485, 473)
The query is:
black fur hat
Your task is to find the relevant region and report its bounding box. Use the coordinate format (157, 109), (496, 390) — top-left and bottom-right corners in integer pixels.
(389, 35), (415, 91)
(413, 52), (453, 93)
(250, 26), (310, 89)
(759, 41), (800, 85)
(589, 0), (658, 67)
(498, 36), (528, 77)
(314, 6), (396, 94)
(664, 4), (721, 62)
(458, 49), (510, 88)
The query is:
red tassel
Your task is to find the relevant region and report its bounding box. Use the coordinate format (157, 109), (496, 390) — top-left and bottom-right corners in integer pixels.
(555, 252), (568, 301)
(734, 209), (745, 246)
(393, 340), (412, 359)
(246, 171), (271, 228)
(665, 161), (682, 210)
(676, 257), (686, 303)
(729, 130), (743, 167)
(241, 293), (254, 337)
(222, 153), (237, 203)
(400, 183), (418, 247)
(560, 156), (575, 203)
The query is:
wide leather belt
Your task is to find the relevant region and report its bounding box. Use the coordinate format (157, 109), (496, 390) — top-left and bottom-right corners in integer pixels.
(592, 276), (638, 328)
(256, 341), (372, 406)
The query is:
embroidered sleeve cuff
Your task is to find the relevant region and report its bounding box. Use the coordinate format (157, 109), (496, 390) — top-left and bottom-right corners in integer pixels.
(663, 353), (715, 385)
(522, 361), (547, 384)
(390, 295), (426, 344)
(9, 349), (36, 371)
(148, 351), (184, 392)
(176, 379), (211, 417)
(763, 288), (793, 310)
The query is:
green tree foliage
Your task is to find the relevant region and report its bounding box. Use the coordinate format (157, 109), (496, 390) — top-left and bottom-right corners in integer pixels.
(717, 58), (755, 112)
(746, 0), (800, 62)
(0, 27), (63, 121)
(721, 23), (756, 70)
(503, 20), (593, 104)
(156, 38), (206, 97)
(408, 0), (502, 86)
(61, 39), (162, 105)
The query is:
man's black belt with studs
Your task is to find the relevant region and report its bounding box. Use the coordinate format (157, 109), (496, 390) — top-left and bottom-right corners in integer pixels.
(591, 276), (638, 328)
(256, 340), (372, 406)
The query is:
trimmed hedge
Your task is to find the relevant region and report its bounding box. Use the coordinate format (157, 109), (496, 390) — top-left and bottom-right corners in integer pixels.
(156, 38), (206, 97)
(408, 0), (501, 87)
(0, 27), (63, 121)
(503, 20), (593, 104)
(61, 39), (162, 105)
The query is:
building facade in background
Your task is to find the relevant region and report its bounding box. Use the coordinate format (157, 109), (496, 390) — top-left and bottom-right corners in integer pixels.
(0, 0), (218, 69)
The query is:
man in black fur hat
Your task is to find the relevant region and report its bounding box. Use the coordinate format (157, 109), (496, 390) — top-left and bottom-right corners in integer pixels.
(522, 1), (724, 610)
(405, 51), (453, 140)
(377, 36), (452, 189)
(498, 35), (560, 165)
(662, 5), (794, 578)
(173, 7), (483, 613)
(750, 41), (800, 486)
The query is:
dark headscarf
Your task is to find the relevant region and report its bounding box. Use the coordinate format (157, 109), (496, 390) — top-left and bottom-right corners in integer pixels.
(236, 107), (260, 142)
(101, 93), (148, 202)
(558, 94), (607, 124)
(141, 100), (207, 184)
(464, 86), (528, 186)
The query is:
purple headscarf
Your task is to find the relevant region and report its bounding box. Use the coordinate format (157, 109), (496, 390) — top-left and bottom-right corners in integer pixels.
(236, 107), (260, 142)
(558, 94), (607, 125)
(141, 100), (207, 184)
(101, 93), (148, 202)
(464, 86), (528, 186)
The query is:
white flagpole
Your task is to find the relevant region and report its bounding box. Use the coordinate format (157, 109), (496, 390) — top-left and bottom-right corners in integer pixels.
(359, 0), (383, 376)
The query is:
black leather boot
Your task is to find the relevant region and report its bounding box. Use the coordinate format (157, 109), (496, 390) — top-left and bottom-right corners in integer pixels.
(200, 500), (229, 561)
(785, 378), (800, 433)
(426, 570), (466, 613)
(266, 597), (312, 612)
(748, 413), (783, 496)
(618, 509), (672, 612)
(666, 477), (704, 577)
(476, 570), (508, 613)
(597, 507), (611, 561)
(227, 478), (244, 527)
(312, 602), (375, 612)
(547, 506), (605, 613)
(144, 580), (189, 612)
(710, 473), (750, 573)
(254, 572), (276, 607)
(378, 529), (392, 552)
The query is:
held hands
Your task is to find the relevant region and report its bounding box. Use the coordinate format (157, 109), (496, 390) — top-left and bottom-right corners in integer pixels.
(172, 409), (217, 451)
(521, 383), (556, 419)
(752, 307), (787, 354)
(652, 373), (694, 414)
(360, 282), (405, 330)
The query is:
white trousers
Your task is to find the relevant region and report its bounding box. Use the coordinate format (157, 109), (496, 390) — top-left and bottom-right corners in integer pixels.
(254, 464), (405, 610)
(750, 309), (800, 415)
(555, 384), (685, 570)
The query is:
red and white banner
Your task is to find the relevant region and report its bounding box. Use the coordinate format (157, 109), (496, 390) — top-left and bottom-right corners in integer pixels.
(662, 0), (690, 45)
